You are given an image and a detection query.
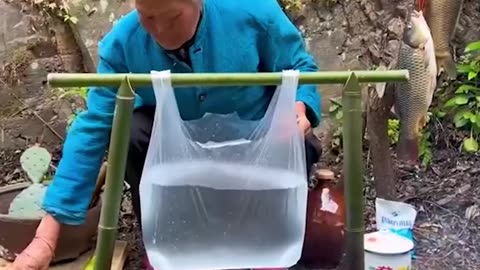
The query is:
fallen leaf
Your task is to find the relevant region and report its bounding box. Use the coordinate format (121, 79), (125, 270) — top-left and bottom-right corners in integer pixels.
(465, 204), (479, 220)
(458, 184), (471, 193)
(419, 222), (442, 229)
(437, 195), (454, 206)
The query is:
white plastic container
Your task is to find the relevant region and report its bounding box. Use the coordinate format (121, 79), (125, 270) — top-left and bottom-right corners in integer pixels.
(364, 230), (414, 270)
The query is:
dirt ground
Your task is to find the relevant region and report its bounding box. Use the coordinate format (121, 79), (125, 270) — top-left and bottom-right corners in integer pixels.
(1, 133), (479, 269)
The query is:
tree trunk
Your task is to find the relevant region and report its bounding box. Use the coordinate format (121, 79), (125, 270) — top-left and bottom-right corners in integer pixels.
(367, 84), (397, 200)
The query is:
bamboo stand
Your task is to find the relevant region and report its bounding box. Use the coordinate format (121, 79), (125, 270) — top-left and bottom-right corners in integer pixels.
(47, 70), (409, 270)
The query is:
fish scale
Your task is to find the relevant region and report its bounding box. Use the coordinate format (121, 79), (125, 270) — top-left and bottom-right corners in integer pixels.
(424, 0), (464, 79)
(425, 0), (462, 53)
(394, 43), (433, 140)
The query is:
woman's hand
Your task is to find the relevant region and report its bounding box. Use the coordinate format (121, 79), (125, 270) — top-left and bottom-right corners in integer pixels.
(296, 101), (311, 134)
(8, 214), (60, 270)
(9, 237), (54, 270)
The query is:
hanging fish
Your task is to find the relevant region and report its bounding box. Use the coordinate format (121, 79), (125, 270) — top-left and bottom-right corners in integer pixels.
(376, 9), (437, 163)
(393, 9), (437, 162)
(422, 0), (464, 80)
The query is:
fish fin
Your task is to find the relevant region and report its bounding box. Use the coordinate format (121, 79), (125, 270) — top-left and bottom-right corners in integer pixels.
(437, 55), (458, 80)
(427, 79), (436, 107)
(397, 134), (420, 163)
(391, 105), (397, 117)
(423, 36), (438, 97)
(419, 114), (429, 129)
(416, 0), (425, 12)
(390, 105), (400, 119)
(390, 83), (397, 115)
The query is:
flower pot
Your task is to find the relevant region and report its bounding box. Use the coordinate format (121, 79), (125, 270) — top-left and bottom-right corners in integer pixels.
(0, 182), (102, 263)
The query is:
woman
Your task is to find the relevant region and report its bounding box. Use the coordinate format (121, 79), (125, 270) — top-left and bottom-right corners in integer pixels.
(9, 0), (321, 269)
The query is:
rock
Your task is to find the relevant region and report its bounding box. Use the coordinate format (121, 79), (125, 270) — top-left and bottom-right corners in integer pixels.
(52, 99), (75, 121)
(67, 0), (135, 67)
(347, 36), (364, 52)
(368, 44), (382, 64)
(393, 2), (410, 19)
(330, 29), (348, 54)
(387, 17), (404, 39)
(51, 20), (84, 73)
(0, 1), (80, 149)
(308, 35), (347, 114)
(363, 1), (379, 22)
(384, 39), (401, 61)
(22, 60), (49, 96)
(1, 100), (69, 150)
(0, 1), (50, 64)
(454, 0), (480, 48)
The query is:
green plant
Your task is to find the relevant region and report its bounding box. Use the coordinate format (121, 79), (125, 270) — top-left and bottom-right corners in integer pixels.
(279, 0), (304, 13)
(278, 0), (337, 15)
(330, 96), (433, 165)
(30, 0), (79, 24)
(419, 130), (433, 167)
(57, 87), (88, 132)
(385, 116), (433, 166)
(442, 40), (480, 153)
(319, 0), (338, 8)
(58, 86), (88, 100)
(387, 119), (400, 144)
(329, 99), (400, 149)
(8, 145), (52, 219)
(66, 108), (85, 132)
(328, 98), (343, 149)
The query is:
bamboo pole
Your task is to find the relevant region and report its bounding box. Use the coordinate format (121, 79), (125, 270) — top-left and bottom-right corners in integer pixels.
(342, 73), (365, 270)
(93, 76), (135, 270)
(47, 70), (409, 87)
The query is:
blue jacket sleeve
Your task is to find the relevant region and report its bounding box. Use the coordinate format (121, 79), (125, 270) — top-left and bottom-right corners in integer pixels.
(258, 1), (321, 127)
(42, 36), (127, 225)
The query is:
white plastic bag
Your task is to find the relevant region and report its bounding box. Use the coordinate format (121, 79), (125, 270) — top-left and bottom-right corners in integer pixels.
(139, 70), (308, 270)
(375, 198), (417, 257)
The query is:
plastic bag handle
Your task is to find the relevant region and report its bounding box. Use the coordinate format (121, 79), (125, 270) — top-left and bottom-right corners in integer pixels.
(150, 70), (188, 139)
(258, 69), (300, 139)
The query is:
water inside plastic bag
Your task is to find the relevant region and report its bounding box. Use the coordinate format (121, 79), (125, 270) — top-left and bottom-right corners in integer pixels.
(141, 161), (307, 270)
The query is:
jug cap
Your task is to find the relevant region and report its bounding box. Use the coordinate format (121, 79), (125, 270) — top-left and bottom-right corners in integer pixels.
(315, 169), (335, 180)
(364, 230), (414, 255)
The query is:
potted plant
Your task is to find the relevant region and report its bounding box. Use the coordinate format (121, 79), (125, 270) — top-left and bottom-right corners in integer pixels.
(0, 144), (105, 263)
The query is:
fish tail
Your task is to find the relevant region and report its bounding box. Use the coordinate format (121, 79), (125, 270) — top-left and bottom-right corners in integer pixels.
(416, 0), (426, 12)
(437, 54), (458, 80)
(397, 133), (420, 163)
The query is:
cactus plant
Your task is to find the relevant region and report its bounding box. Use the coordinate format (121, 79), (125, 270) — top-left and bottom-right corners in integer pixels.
(8, 145), (52, 219)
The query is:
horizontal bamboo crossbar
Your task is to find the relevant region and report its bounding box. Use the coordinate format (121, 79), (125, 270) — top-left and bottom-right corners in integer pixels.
(47, 70), (409, 88)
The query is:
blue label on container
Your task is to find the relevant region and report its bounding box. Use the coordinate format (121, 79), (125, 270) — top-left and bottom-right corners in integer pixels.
(388, 228), (415, 259)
